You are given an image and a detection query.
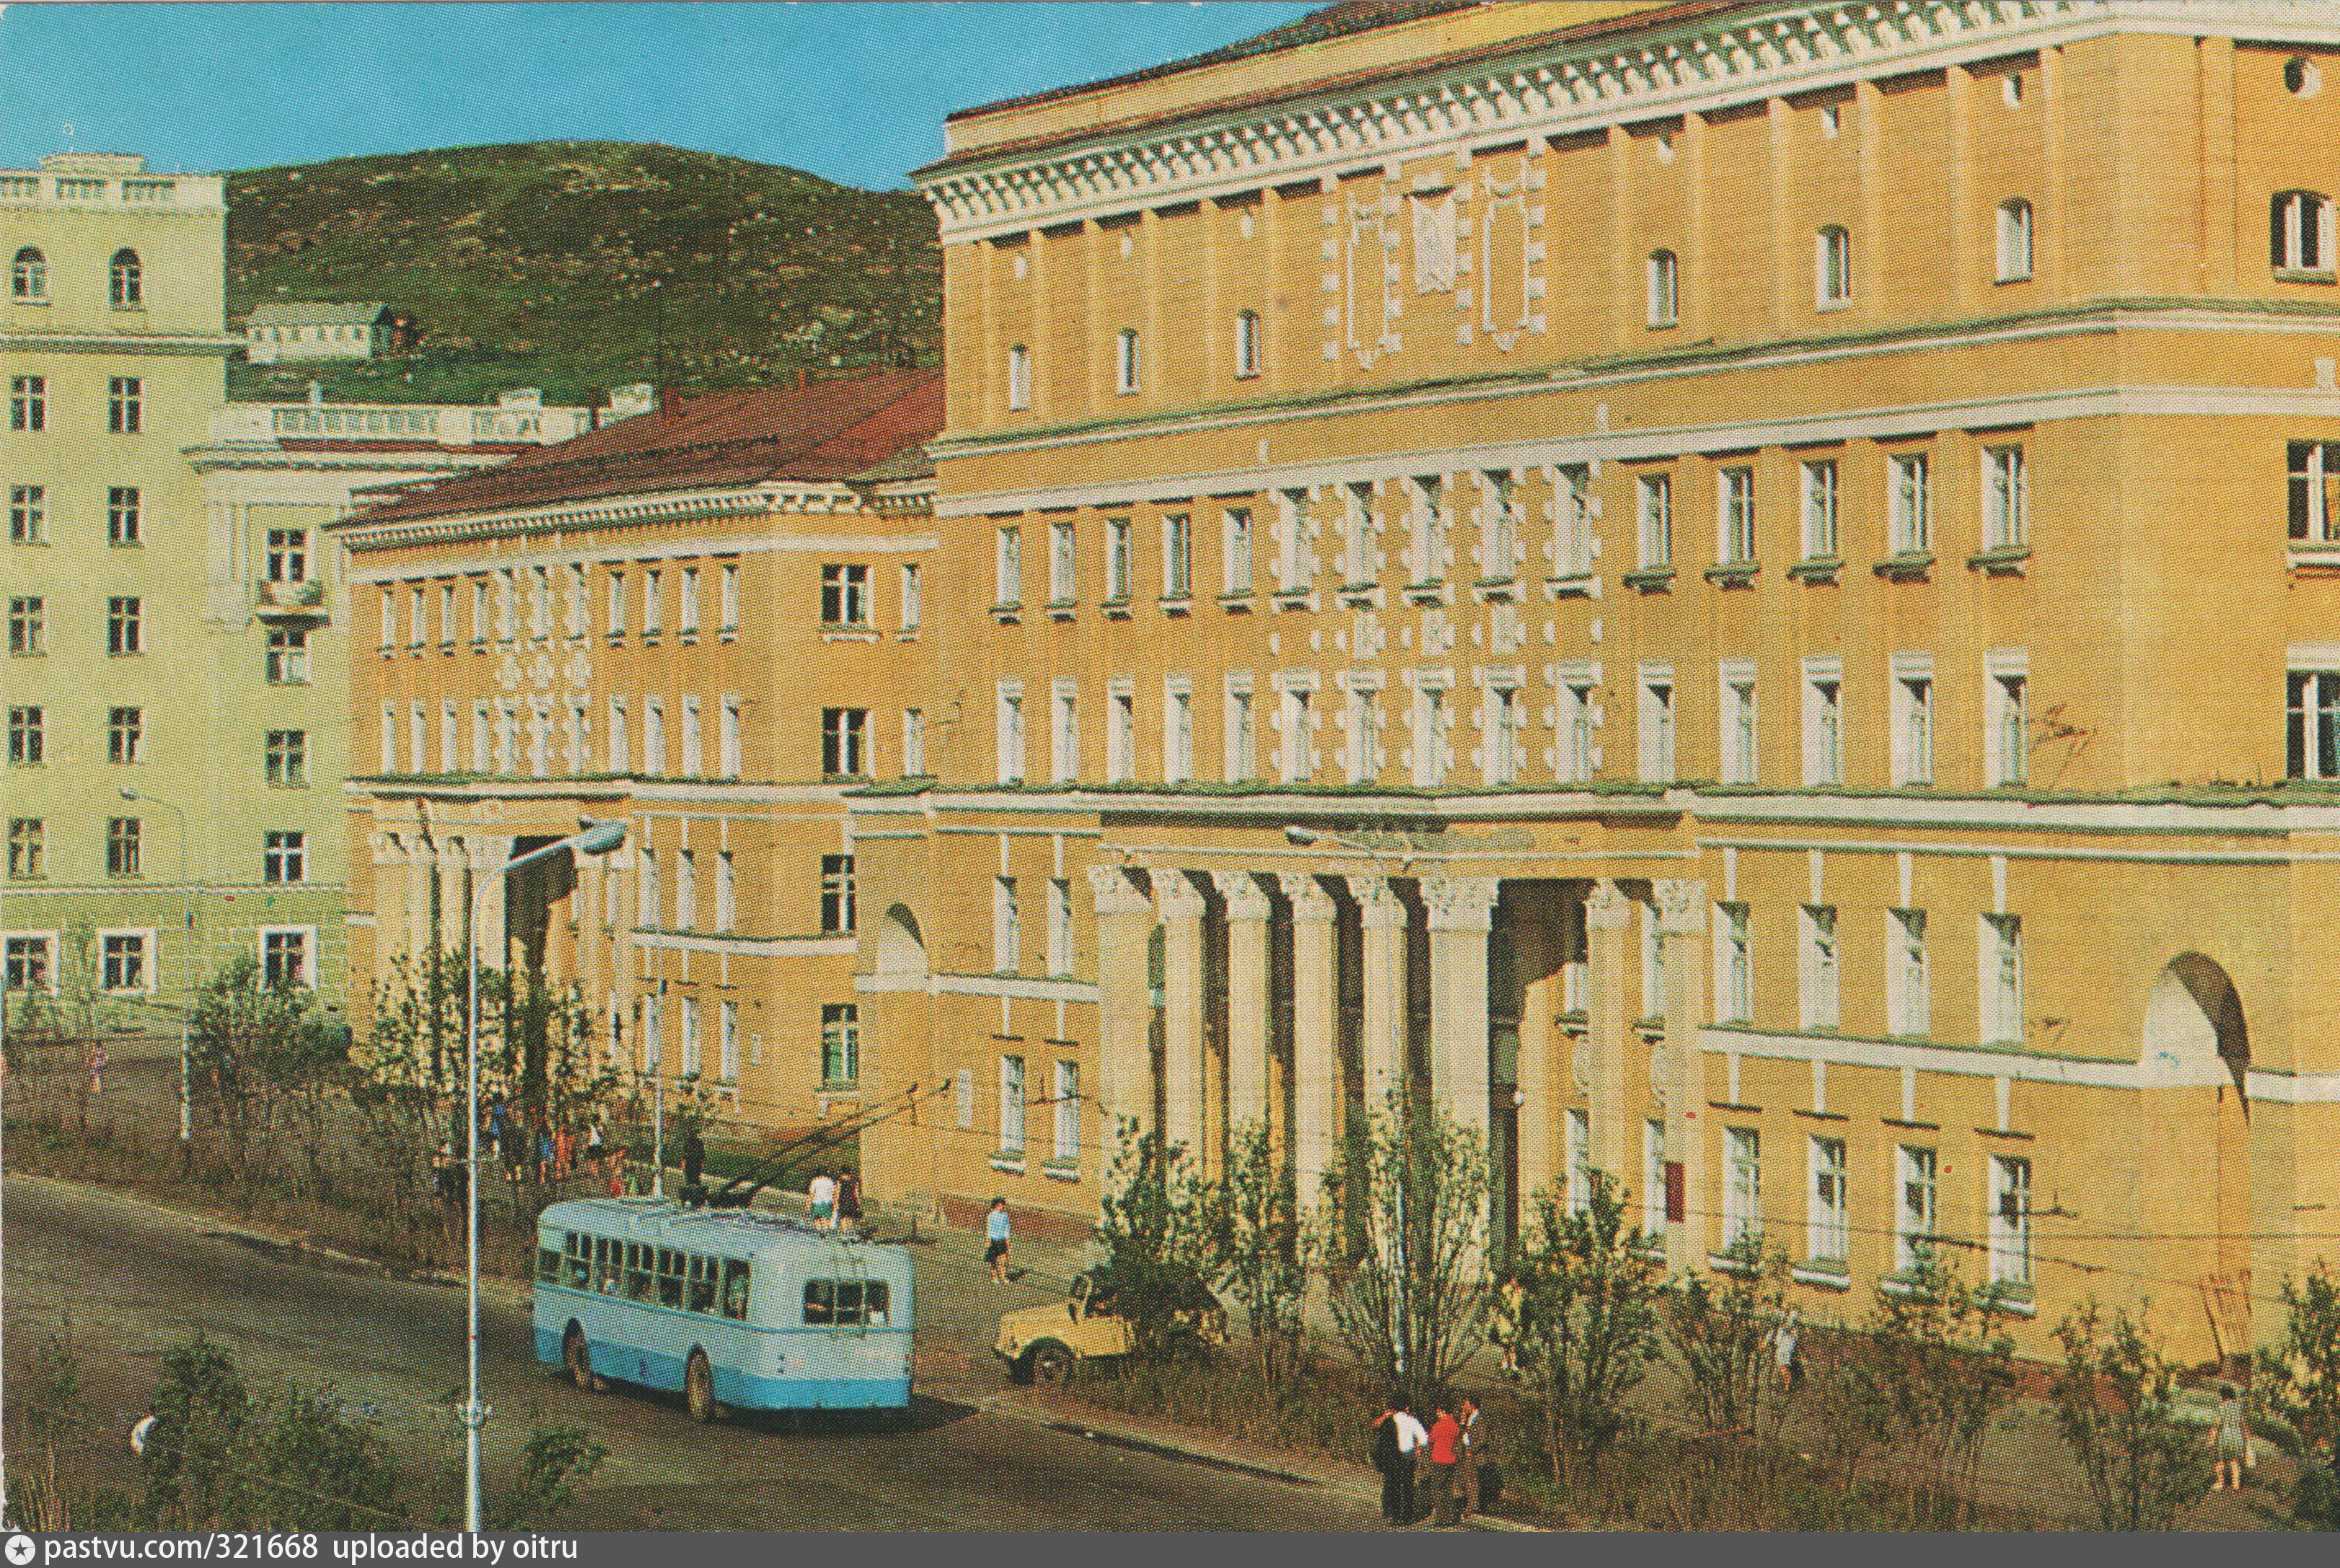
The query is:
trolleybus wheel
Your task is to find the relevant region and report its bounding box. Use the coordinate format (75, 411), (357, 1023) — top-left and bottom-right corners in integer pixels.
(685, 1350), (718, 1422)
(1028, 1341), (1074, 1388)
(563, 1325), (593, 1391)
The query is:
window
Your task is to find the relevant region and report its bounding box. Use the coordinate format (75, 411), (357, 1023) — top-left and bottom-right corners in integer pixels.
(1414, 685), (1445, 788)
(101, 933), (147, 992)
(1989, 1155), (2033, 1288)
(1646, 249), (1679, 327)
(9, 376), (44, 431)
(1107, 690), (1135, 783)
(821, 707), (867, 777)
(1799, 459), (1838, 560)
(1000, 1054), (1028, 1155)
(1637, 473), (1673, 569)
(107, 816), (141, 877)
(713, 850), (735, 933)
(605, 569), (627, 636)
(1723, 1127), (1761, 1248)
(439, 584), (456, 647)
(7, 935), (53, 990)
(9, 485), (43, 544)
(1282, 687), (1313, 783)
(565, 563), (588, 638)
(1228, 687), (1257, 782)
(108, 488), (141, 545)
(9, 705), (43, 765)
(108, 708), (145, 766)
(1166, 683), (1194, 783)
(993, 876), (1019, 973)
(1114, 328), (1140, 395)
(378, 704), (396, 772)
(1049, 521), (1076, 603)
(108, 377), (141, 433)
(1890, 909), (1930, 1037)
(1889, 452), (1930, 554)
(263, 831), (305, 884)
(643, 697), (665, 775)
(821, 563), (868, 626)
(821, 853), (856, 934)
(1718, 467), (1756, 563)
(1409, 477), (1444, 584)
(680, 997), (701, 1077)
(1987, 661), (2028, 785)
(107, 596), (141, 656)
(1562, 680), (1596, 783)
(1565, 1108), (1593, 1215)
(1051, 684), (1078, 783)
(1554, 467), (1592, 578)
(110, 249), (142, 308)
(1799, 905), (1839, 1031)
(640, 568), (661, 636)
(263, 929), (309, 990)
(1346, 481), (1376, 583)
(902, 708), (925, 776)
(1981, 914), (2023, 1044)
(527, 565), (552, 639)
(1721, 670), (1756, 785)
(680, 696), (703, 776)
(822, 1005), (861, 1086)
(7, 596), (40, 656)
(1053, 1060), (1081, 1161)
(409, 584), (426, 649)
(674, 850), (697, 930)
(1808, 1137), (1849, 1266)
(899, 562), (919, 630)
(995, 527), (1021, 606)
(2291, 669), (2340, 778)
(720, 697), (741, 778)
(1483, 471), (1517, 580)
(1275, 490), (1310, 591)
(1891, 664), (1933, 785)
(1718, 902), (1751, 1023)
(1996, 198), (2033, 281)
(998, 685), (1024, 783)
(1105, 518), (1132, 602)
(8, 817), (41, 878)
(1223, 508), (1253, 594)
(1490, 686), (1522, 785)
(1047, 878), (1073, 977)
(266, 627), (309, 684)
(1815, 226), (1852, 307)
(2292, 441), (2340, 542)
(2273, 190), (2335, 272)
(12, 246), (45, 299)
(1234, 309), (1262, 379)
(1895, 1145), (1939, 1272)
(1163, 513), (1192, 599)
(1349, 686), (1381, 783)
(1637, 668), (1676, 783)
(440, 702), (458, 772)
(1803, 662), (1843, 785)
(1007, 343), (1032, 410)
(636, 847), (659, 933)
(1984, 446), (2026, 550)
(720, 1000), (739, 1082)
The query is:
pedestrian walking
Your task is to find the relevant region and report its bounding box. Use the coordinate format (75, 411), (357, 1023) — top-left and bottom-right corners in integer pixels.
(681, 1124), (705, 1198)
(985, 1196), (1012, 1283)
(1771, 1306), (1803, 1393)
(1491, 1272), (1526, 1380)
(1427, 1397), (1463, 1525)
(836, 1167), (864, 1236)
(536, 1126), (556, 1185)
(483, 1095), (509, 1160)
(809, 1166), (837, 1229)
(585, 1118), (606, 1182)
(2212, 1382), (2249, 1491)
(1455, 1391), (1485, 1520)
(87, 1042), (107, 1096)
(606, 1145), (630, 1197)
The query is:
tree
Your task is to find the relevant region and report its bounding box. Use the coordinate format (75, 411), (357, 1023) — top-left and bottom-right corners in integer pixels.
(2256, 1261), (2340, 1527)
(1830, 1248), (2019, 1513)
(140, 1333), (255, 1529)
(485, 1427), (607, 1530)
(1094, 1122), (1216, 1362)
(1516, 1171), (1667, 1483)
(188, 953), (343, 1189)
(1316, 1094), (1493, 1402)
(2048, 1300), (2210, 1530)
(250, 1385), (403, 1529)
(1662, 1230), (1789, 1437)
(1204, 1118), (1310, 1384)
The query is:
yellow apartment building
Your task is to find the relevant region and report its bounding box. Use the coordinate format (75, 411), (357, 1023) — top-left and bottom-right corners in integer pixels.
(855, 0), (2340, 1359)
(333, 370), (941, 1137)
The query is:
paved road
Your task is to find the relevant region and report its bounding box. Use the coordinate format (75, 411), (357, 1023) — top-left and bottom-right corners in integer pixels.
(1, 1175), (1381, 1531)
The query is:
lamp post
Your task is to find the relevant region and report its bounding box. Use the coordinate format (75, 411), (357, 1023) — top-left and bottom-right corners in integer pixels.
(462, 818), (626, 1533)
(119, 788), (194, 1158)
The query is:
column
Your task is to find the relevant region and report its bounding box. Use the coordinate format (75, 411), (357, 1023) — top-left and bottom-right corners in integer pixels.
(1655, 878), (1710, 1273)
(1583, 878), (1635, 1186)
(1216, 870), (1273, 1145)
(1280, 872), (1339, 1209)
(405, 833), (432, 963)
(1423, 876), (1498, 1141)
(1513, 888), (1557, 1212)
(1156, 868), (1208, 1163)
(1087, 864), (1157, 1154)
(576, 847), (607, 1053)
(468, 834), (515, 975)
(1356, 876), (1409, 1114)
(369, 831), (408, 972)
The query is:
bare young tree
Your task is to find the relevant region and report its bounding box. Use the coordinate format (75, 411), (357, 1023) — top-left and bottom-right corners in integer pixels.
(1205, 1118), (1311, 1384)
(1663, 1230), (1790, 1437)
(1517, 1170), (1667, 1482)
(2048, 1300), (2211, 1530)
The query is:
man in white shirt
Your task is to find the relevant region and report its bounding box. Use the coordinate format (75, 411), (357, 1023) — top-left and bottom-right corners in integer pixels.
(1376, 1399), (1430, 1526)
(809, 1168), (838, 1229)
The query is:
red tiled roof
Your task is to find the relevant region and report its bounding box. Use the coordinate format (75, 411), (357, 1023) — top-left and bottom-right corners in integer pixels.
(343, 369), (944, 527)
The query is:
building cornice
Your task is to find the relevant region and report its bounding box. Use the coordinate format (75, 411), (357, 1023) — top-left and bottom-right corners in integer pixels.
(920, 0), (2340, 245)
(4, 329), (241, 357)
(342, 527), (938, 582)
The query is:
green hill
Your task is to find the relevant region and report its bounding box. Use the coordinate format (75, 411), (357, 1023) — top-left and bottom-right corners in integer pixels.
(225, 140), (939, 407)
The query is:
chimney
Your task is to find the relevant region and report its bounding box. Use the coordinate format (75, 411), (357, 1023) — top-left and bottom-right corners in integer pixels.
(659, 385), (682, 423)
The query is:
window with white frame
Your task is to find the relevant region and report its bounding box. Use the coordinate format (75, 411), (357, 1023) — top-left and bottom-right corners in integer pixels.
(1413, 683), (1446, 788)
(995, 527), (1021, 606)
(2290, 441), (2340, 542)
(643, 696), (665, 775)
(564, 563), (587, 638)
(1996, 198), (2033, 281)
(720, 697), (742, 778)
(1053, 1060), (1081, 1161)
(643, 992), (663, 1072)
(1888, 452), (1930, 554)
(1280, 685), (1311, 783)
(1803, 660), (1844, 785)
(1410, 477), (1444, 584)
(1489, 684), (1523, 785)
(719, 563), (738, 635)
(1227, 684), (1257, 782)
(5, 933), (53, 991)
(822, 563), (869, 627)
(1808, 1136), (1849, 1267)
(1348, 684), (1381, 783)
(716, 850), (736, 933)
(9, 375), (45, 432)
(639, 568), (660, 636)
(1007, 343), (1032, 410)
(1895, 1144), (1939, 1272)
(1482, 470), (1517, 581)
(822, 1003), (859, 1086)
(1720, 666), (1756, 785)
(1981, 914), (2023, 1044)
(1223, 508), (1253, 595)
(604, 697), (627, 773)
(720, 999), (739, 1081)
(1797, 458), (1837, 561)
(378, 588), (396, 652)
(261, 928), (312, 990)
(820, 706), (866, 778)
(820, 853), (855, 934)
(671, 696), (698, 776)
(1566, 1107), (1592, 1215)
(899, 562), (919, 630)
(1234, 309), (1261, 379)
(1047, 878), (1073, 977)
(1717, 902), (1752, 1023)
(1166, 681), (1194, 783)
(12, 247), (45, 301)
(2273, 190), (2335, 273)
(1646, 248), (1679, 327)
(1555, 466), (1593, 578)
(529, 702), (555, 778)
(377, 704), (396, 773)
(1640, 899), (1666, 1021)
(470, 578), (489, 645)
(680, 995), (701, 1077)
(101, 931), (149, 992)
(529, 565), (551, 640)
(1107, 688), (1135, 783)
(472, 703), (492, 773)
(993, 876), (1019, 973)
(1562, 679), (1597, 784)
(1051, 682), (1078, 784)
(9, 485), (44, 545)
(263, 830), (306, 885)
(2292, 666), (2340, 778)
(438, 582), (455, 646)
(606, 568), (627, 637)
(1114, 328), (1140, 395)
(1799, 904), (1840, 1031)
(1276, 490), (1308, 590)
(1984, 445), (2026, 550)
(1000, 1054), (1028, 1155)
(115, 490), (151, 548)
(998, 684), (1024, 783)
(1163, 513), (1192, 599)
(1049, 521), (1076, 603)
(1637, 472), (1673, 569)
(1723, 1127), (1762, 1248)
(6, 596), (40, 657)
(674, 850), (697, 930)
(902, 708), (925, 775)
(1890, 657), (1934, 785)
(108, 376), (142, 433)
(1989, 1153), (2033, 1288)
(1637, 666), (1676, 783)
(1642, 1118), (1668, 1240)
(1104, 518), (1132, 602)
(1718, 466), (1756, 564)
(1986, 656), (2028, 785)
(1345, 482), (1375, 585)
(637, 847), (658, 933)
(410, 703), (428, 774)
(1815, 225), (1852, 308)
(1889, 908), (1930, 1036)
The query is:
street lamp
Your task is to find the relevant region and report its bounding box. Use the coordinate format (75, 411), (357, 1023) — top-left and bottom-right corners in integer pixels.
(119, 788), (195, 1159)
(462, 818), (626, 1533)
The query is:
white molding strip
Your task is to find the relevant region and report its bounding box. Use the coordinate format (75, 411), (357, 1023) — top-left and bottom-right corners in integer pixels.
(346, 526), (938, 582)
(632, 931), (853, 957)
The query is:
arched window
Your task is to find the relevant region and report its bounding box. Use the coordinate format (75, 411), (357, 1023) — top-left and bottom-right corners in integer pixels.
(1645, 249), (1679, 327)
(11, 247), (45, 300)
(1815, 226), (1852, 308)
(109, 248), (141, 309)
(1233, 309), (1262, 379)
(1995, 199), (2033, 282)
(2273, 190), (2334, 273)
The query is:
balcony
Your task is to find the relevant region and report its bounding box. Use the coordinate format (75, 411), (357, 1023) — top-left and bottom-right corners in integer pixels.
(254, 578), (327, 620)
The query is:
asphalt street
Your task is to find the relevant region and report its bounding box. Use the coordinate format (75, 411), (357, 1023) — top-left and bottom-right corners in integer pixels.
(1, 1174), (1383, 1530)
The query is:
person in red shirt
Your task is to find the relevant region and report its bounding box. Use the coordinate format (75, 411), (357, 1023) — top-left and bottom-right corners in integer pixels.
(1427, 1399), (1462, 1525)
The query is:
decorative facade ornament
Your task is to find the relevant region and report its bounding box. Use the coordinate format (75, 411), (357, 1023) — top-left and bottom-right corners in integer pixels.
(1355, 874), (1408, 928)
(1650, 1044), (1670, 1103)
(1279, 871), (1339, 922)
(1585, 878), (1632, 930)
(1214, 869), (1273, 922)
(1410, 189), (1457, 294)
(1153, 867), (1208, 922)
(1571, 1037), (1593, 1095)
(1653, 878), (1707, 935)
(1421, 875), (1498, 931)
(1086, 863), (1154, 918)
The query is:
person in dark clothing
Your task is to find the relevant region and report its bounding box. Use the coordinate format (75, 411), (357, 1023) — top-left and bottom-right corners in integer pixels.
(681, 1125), (706, 1200)
(836, 1167), (864, 1235)
(1370, 1396), (1428, 1525)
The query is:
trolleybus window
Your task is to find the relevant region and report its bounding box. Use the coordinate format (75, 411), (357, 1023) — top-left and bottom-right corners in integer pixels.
(623, 1242), (654, 1301)
(656, 1248), (685, 1309)
(722, 1259), (752, 1320)
(802, 1278), (890, 1327)
(594, 1235), (620, 1294)
(687, 1254), (718, 1314)
(564, 1232), (589, 1290)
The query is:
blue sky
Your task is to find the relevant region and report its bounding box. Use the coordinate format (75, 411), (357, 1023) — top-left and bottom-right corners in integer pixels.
(0, 2), (1316, 189)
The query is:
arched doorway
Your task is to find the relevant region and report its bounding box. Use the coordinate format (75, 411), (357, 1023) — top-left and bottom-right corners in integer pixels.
(2142, 953), (2251, 1362)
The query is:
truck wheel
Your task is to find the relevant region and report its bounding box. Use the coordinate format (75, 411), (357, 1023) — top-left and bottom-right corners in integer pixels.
(685, 1350), (718, 1422)
(1028, 1340), (1074, 1388)
(563, 1325), (594, 1391)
